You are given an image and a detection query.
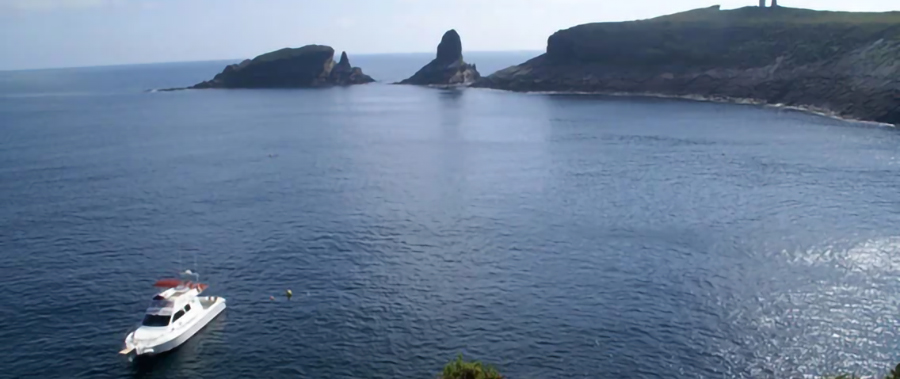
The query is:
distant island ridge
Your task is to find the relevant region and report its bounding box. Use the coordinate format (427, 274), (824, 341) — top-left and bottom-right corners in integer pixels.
(475, 4), (900, 125)
(168, 4), (899, 125)
(187, 45), (374, 89)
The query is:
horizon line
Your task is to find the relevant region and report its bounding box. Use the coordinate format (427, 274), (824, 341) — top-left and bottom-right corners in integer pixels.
(0, 49), (545, 73)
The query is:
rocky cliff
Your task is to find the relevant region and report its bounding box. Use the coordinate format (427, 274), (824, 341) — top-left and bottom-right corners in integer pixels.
(191, 45), (374, 89)
(475, 6), (900, 124)
(398, 30), (481, 86)
(328, 51), (375, 86)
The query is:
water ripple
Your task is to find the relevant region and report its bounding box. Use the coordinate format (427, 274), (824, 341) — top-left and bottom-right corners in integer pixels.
(3, 70), (900, 379)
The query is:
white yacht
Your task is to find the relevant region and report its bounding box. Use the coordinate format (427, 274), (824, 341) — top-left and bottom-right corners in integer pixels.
(120, 270), (226, 356)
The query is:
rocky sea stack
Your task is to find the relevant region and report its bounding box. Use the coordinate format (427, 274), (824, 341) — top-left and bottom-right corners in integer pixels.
(398, 30), (480, 86)
(328, 51), (374, 85)
(475, 6), (900, 125)
(191, 45), (374, 89)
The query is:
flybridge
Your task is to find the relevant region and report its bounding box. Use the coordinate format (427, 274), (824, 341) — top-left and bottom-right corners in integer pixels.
(153, 277), (209, 293)
(150, 271), (211, 303)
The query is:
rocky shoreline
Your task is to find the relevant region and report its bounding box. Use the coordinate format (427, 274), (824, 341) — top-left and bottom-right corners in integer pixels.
(473, 6), (900, 125)
(483, 87), (896, 126)
(155, 5), (899, 125)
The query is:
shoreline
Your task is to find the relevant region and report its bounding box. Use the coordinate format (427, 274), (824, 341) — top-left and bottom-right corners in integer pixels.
(149, 81), (895, 128)
(473, 86), (896, 128)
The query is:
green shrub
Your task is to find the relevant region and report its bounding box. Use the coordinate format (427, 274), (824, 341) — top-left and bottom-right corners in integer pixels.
(441, 354), (503, 379)
(831, 363), (900, 379)
(887, 363), (900, 379)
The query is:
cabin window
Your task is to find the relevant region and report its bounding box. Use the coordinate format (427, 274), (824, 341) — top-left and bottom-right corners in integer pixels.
(141, 314), (170, 327)
(172, 310), (185, 322)
(184, 304), (191, 312)
(148, 299), (173, 310)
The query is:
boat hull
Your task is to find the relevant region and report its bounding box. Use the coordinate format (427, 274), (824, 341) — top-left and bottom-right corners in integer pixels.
(126, 296), (226, 356)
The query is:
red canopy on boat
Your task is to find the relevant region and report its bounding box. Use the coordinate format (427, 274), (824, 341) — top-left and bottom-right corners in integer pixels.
(154, 278), (182, 288)
(153, 279), (209, 292)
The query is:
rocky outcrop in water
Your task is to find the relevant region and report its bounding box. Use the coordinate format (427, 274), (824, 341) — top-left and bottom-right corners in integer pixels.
(398, 30), (480, 86)
(190, 45), (374, 89)
(475, 6), (900, 125)
(328, 51), (375, 86)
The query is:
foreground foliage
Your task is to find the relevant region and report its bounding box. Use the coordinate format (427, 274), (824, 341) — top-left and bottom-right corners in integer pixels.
(441, 355), (503, 379)
(832, 363), (900, 379)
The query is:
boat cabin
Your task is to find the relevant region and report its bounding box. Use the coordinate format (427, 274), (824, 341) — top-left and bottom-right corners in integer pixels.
(140, 280), (206, 328)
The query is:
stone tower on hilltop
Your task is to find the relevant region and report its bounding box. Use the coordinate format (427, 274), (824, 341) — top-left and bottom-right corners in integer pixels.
(759, 0), (765, 6)
(771, 0), (778, 6)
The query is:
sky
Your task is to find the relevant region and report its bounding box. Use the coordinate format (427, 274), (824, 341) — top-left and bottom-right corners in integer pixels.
(0, 0), (897, 70)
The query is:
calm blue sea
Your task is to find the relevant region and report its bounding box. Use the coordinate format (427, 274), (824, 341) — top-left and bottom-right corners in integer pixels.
(2, 52), (900, 379)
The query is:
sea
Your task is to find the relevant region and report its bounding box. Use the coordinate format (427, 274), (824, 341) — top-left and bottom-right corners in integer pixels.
(1, 52), (900, 379)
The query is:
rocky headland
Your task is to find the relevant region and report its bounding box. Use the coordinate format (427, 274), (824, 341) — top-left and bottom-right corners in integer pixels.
(474, 6), (900, 125)
(398, 30), (481, 86)
(188, 45), (373, 89)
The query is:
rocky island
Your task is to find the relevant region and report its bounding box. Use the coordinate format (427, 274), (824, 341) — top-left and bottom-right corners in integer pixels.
(189, 45), (374, 89)
(475, 5), (900, 125)
(398, 30), (481, 86)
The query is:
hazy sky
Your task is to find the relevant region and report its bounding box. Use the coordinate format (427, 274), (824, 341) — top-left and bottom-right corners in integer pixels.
(0, 0), (896, 70)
